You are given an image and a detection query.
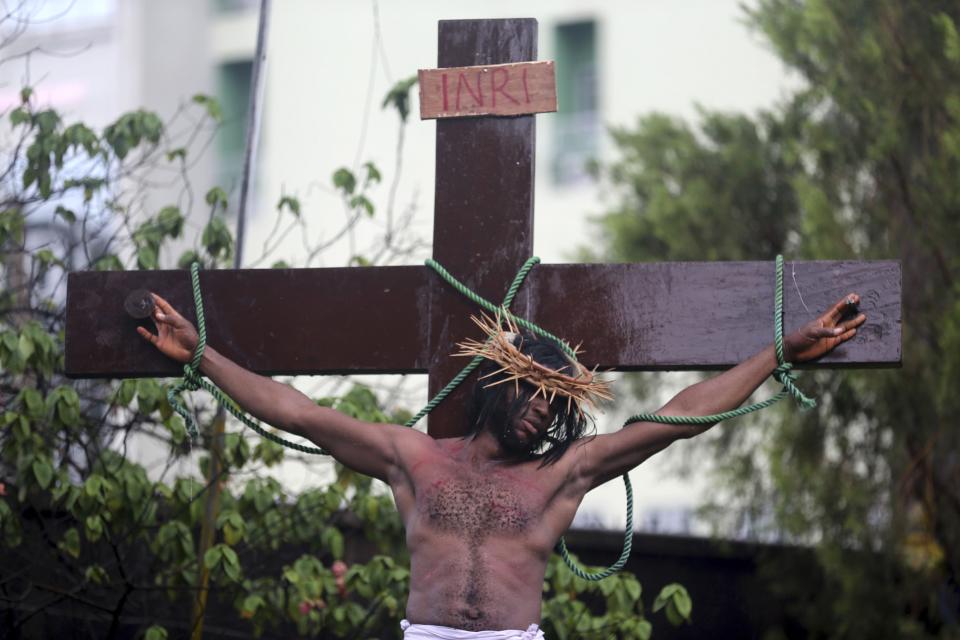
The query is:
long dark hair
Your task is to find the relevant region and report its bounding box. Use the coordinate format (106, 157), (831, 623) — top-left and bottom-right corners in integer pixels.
(466, 332), (594, 465)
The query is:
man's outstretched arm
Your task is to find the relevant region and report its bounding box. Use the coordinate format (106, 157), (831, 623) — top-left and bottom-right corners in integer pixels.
(138, 293), (426, 482)
(573, 293), (867, 490)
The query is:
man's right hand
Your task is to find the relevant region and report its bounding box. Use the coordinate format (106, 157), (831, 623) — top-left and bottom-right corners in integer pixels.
(137, 293), (200, 364)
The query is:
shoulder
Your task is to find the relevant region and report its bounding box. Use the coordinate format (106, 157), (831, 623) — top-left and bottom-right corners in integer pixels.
(530, 436), (597, 495)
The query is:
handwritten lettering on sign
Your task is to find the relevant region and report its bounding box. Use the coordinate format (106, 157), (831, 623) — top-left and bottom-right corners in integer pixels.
(418, 60), (557, 119)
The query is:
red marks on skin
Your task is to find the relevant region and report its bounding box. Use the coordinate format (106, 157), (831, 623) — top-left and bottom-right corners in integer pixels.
(424, 475), (534, 536)
(409, 457), (433, 476)
(493, 466), (547, 503)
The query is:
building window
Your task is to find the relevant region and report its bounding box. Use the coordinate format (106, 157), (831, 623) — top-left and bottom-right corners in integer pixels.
(213, 0), (259, 13)
(552, 20), (599, 185)
(215, 60), (253, 195)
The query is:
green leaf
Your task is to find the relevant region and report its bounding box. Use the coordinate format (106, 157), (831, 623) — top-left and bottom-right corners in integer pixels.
(177, 250), (201, 269)
(35, 110), (60, 135)
(32, 458), (53, 489)
(94, 254), (124, 271)
(192, 93), (223, 121)
(22, 387), (44, 417)
(672, 585), (692, 618)
(54, 205), (77, 223)
(324, 528), (344, 559)
(349, 194), (374, 216)
(623, 577), (642, 601)
(116, 379), (137, 407)
(141, 111), (163, 143)
(201, 217), (233, 261)
(221, 545), (241, 581)
(166, 147), (187, 162)
(10, 107), (30, 127)
(144, 625), (168, 640)
(59, 528), (81, 558)
(204, 545), (223, 569)
(35, 248), (58, 267)
(242, 594), (264, 616)
(18, 334), (34, 361)
(363, 161), (381, 185)
(137, 245), (158, 270)
(157, 206), (184, 237)
(665, 602), (684, 626)
(652, 587), (670, 612)
(20, 86), (32, 103)
(381, 75), (418, 122)
(205, 186), (228, 212)
(935, 13), (960, 62)
(84, 564), (108, 584)
(332, 168), (356, 195)
(277, 195), (301, 217)
(85, 515), (104, 542)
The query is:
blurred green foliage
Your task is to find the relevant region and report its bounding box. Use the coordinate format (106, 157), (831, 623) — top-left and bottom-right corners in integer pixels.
(0, 72), (669, 639)
(590, 1), (960, 637)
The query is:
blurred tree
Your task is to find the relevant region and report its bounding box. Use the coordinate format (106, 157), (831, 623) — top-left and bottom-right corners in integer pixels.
(590, 0), (959, 637)
(0, 9), (673, 639)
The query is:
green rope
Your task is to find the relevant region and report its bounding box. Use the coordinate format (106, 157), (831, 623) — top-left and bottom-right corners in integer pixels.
(403, 257), (541, 427)
(166, 259), (544, 451)
(549, 255), (815, 581)
(165, 254), (814, 582)
(167, 263), (330, 454)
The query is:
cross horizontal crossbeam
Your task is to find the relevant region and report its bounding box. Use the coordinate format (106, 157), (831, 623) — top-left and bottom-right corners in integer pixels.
(66, 259), (900, 378)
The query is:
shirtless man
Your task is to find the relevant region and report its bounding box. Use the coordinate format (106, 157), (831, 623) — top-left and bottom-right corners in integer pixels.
(139, 292), (865, 639)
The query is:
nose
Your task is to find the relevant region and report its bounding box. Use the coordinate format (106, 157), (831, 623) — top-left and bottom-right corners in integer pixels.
(529, 395), (550, 420)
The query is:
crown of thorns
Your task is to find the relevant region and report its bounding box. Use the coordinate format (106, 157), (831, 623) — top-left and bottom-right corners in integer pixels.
(454, 312), (613, 416)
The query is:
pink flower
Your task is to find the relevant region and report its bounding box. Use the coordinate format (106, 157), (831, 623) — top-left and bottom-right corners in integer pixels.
(0, 483), (6, 496)
(331, 561), (348, 578)
(298, 601), (311, 615)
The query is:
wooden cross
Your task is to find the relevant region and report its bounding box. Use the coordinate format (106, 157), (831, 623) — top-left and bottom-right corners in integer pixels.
(65, 19), (901, 439)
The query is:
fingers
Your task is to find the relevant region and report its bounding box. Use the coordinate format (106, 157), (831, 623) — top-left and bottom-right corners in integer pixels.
(149, 292), (188, 328)
(812, 326), (844, 339)
(839, 312), (866, 331)
(136, 326), (158, 345)
(827, 293), (860, 322)
(836, 327), (857, 343)
(150, 292), (175, 314)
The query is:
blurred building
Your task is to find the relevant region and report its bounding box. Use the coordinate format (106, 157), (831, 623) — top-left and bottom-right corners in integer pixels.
(1, 0), (788, 263)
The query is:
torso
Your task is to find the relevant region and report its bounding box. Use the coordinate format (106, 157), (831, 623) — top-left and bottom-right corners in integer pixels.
(388, 435), (587, 631)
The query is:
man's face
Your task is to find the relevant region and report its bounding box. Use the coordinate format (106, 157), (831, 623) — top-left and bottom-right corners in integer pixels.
(494, 387), (552, 455)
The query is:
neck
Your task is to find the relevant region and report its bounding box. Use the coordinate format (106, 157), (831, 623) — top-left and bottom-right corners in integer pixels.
(461, 424), (531, 466)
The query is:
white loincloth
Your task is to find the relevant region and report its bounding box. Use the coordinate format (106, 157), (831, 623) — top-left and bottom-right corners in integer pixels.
(400, 619), (545, 640)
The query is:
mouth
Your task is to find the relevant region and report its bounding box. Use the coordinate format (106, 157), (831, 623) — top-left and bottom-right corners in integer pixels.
(519, 419), (540, 438)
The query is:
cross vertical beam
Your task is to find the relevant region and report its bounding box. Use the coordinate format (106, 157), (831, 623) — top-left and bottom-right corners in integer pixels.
(427, 19), (538, 437)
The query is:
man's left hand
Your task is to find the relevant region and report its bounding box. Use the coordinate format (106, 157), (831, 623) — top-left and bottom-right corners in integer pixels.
(783, 293), (867, 363)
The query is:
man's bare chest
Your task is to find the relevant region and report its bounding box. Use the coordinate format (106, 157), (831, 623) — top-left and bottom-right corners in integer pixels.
(415, 468), (550, 540)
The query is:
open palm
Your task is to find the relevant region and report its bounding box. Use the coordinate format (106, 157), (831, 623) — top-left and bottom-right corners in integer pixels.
(136, 293), (200, 364)
(784, 293), (867, 363)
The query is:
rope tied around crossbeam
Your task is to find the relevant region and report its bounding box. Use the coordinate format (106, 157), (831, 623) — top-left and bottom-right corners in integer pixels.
(164, 254), (815, 581)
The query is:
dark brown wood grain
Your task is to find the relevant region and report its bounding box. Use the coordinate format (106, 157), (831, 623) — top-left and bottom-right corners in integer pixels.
(425, 18), (539, 436)
(66, 260), (900, 377)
